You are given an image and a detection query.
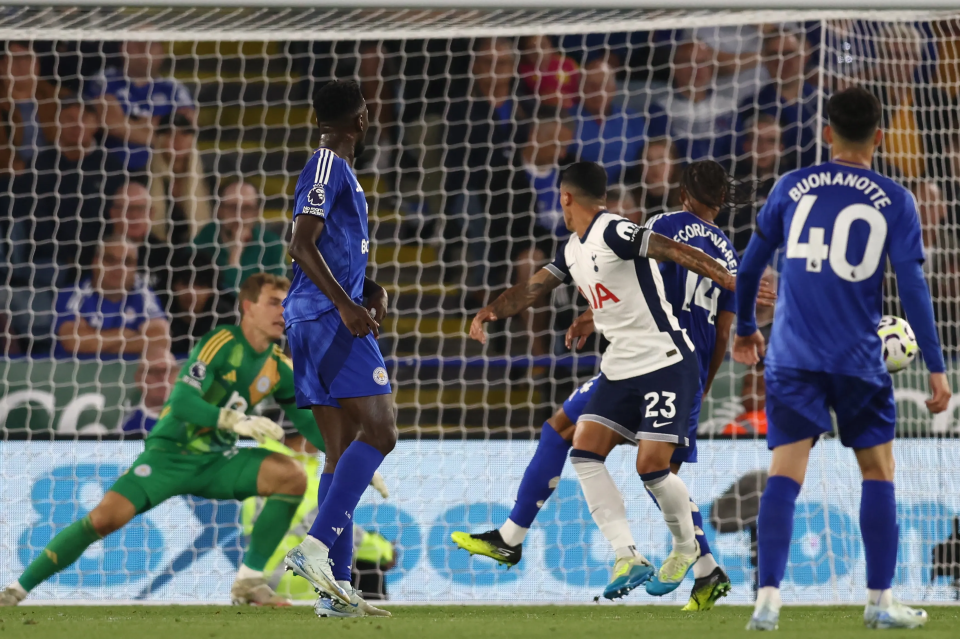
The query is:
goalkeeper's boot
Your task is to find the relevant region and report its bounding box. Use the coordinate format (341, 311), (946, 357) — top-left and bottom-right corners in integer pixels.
(341, 582), (391, 618)
(864, 600), (928, 629)
(284, 539), (352, 605)
(746, 603), (780, 631)
(602, 552), (655, 600)
(230, 576), (292, 607)
(0, 586), (25, 606)
(682, 566), (732, 611)
(450, 530), (521, 567)
(646, 540), (701, 596)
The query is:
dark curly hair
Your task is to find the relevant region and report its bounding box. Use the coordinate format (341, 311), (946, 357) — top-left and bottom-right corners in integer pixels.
(680, 160), (755, 211)
(312, 79), (365, 124)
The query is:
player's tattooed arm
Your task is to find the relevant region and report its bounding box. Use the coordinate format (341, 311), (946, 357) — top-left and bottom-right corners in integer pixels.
(469, 268), (563, 344)
(646, 233), (736, 292)
(289, 214), (380, 338)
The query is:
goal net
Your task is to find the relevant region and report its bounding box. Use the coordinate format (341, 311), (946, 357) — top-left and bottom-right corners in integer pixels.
(1, 4), (959, 604)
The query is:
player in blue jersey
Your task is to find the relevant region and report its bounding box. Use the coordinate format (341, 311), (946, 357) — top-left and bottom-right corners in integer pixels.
(454, 161), (769, 608)
(735, 87), (951, 631)
(281, 80), (394, 618)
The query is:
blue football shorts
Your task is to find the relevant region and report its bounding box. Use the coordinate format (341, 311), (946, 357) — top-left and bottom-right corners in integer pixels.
(286, 308), (392, 409)
(576, 355), (701, 451)
(765, 365), (896, 450)
(563, 372), (703, 463)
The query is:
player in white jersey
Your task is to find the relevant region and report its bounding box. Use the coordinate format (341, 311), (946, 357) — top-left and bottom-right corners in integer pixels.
(471, 161), (736, 594)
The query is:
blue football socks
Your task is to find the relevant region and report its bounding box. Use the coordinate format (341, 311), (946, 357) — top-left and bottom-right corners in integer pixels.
(861, 480), (898, 591)
(308, 441), (384, 547)
(757, 475), (802, 588)
(508, 422), (571, 528)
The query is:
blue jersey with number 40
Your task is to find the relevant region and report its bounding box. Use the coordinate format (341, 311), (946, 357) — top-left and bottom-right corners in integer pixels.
(756, 160), (924, 376)
(647, 211), (739, 389)
(284, 148), (370, 327)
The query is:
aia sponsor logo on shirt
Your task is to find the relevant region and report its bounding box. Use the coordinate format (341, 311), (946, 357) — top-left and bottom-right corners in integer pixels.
(579, 283), (620, 309)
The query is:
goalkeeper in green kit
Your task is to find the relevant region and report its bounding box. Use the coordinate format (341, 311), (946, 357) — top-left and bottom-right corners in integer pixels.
(1, 273), (324, 607)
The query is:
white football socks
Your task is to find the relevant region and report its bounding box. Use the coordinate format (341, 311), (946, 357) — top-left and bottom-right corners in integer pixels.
(693, 552), (719, 578)
(236, 564), (264, 581)
(303, 535), (330, 554)
(867, 588), (893, 608)
(756, 586), (782, 612)
(572, 458), (636, 556)
(499, 519), (528, 547)
(643, 471), (698, 556)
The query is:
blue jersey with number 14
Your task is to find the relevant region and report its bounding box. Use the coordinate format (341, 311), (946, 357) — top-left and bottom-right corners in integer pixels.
(647, 211), (739, 390)
(756, 160), (924, 376)
(283, 148), (370, 327)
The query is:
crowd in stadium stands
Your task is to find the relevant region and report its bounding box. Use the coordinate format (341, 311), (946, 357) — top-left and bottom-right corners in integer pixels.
(0, 22), (959, 407)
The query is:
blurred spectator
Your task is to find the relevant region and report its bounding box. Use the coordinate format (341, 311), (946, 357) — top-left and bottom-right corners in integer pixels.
(932, 18), (960, 98)
(54, 237), (170, 361)
(508, 117), (574, 357)
(638, 138), (681, 218)
(441, 37), (533, 300)
(168, 250), (238, 357)
(870, 24), (927, 179)
(123, 352), (179, 434)
(656, 40), (738, 164)
(741, 30), (819, 171)
(0, 41), (38, 174)
(721, 114), (784, 254)
(84, 39), (195, 171)
(10, 90), (126, 288)
(96, 180), (180, 294)
(606, 185), (640, 224)
(518, 35), (581, 110)
(912, 180), (949, 251)
(193, 181), (286, 292)
(150, 111), (212, 243)
(571, 58), (668, 186)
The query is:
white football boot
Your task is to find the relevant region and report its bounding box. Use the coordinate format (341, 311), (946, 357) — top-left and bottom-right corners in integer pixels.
(284, 538), (351, 604)
(864, 600), (928, 629)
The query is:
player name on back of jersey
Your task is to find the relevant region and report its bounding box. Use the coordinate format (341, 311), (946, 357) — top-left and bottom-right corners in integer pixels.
(668, 221), (738, 274)
(786, 169), (894, 208)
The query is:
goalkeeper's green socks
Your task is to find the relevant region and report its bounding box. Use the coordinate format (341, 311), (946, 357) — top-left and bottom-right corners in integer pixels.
(242, 494), (303, 572)
(18, 515), (103, 592)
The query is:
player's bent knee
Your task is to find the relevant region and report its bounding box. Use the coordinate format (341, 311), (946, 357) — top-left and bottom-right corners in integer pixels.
(547, 409), (576, 441)
(88, 492), (137, 537)
(635, 441), (675, 475)
(259, 454), (308, 496)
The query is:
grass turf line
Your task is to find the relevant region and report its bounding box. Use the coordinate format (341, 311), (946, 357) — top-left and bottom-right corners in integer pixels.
(1, 605), (958, 638)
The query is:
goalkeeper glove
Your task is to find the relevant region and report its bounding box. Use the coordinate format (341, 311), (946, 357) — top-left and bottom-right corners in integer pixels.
(217, 408), (284, 444)
(370, 470), (390, 498)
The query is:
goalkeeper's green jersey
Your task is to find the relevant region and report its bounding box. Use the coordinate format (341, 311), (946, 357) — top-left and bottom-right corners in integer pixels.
(148, 324), (323, 454)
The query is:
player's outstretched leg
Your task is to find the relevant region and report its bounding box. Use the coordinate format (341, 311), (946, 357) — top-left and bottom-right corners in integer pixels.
(571, 421), (654, 600)
(1, 491), (136, 606)
(645, 478), (730, 610)
(640, 442), (701, 596)
(746, 439), (810, 631)
(286, 395), (396, 607)
(452, 412), (574, 567)
(857, 443), (926, 629)
(232, 453), (307, 606)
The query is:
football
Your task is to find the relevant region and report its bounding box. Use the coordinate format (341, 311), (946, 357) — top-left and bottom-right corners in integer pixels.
(878, 315), (918, 373)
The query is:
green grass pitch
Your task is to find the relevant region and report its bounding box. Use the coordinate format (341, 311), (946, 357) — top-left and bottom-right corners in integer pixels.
(1, 606), (959, 639)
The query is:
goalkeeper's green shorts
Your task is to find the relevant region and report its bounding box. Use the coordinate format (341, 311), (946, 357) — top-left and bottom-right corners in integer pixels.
(109, 442), (272, 514)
